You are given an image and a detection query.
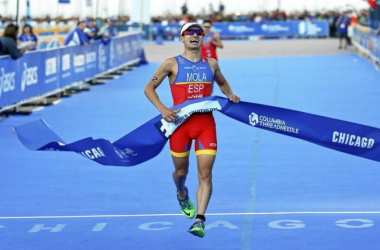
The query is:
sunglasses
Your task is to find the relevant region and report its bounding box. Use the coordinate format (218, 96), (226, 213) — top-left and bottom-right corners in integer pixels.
(182, 30), (205, 36)
(203, 26), (211, 28)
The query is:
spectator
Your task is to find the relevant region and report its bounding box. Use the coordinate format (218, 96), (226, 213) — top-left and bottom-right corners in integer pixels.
(328, 11), (338, 37)
(98, 17), (117, 45)
(358, 10), (369, 26)
(181, 2), (188, 15)
(18, 24), (38, 50)
(0, 24), (32, 59)
(63, 21), (88, 46)
(84, 18), (99, 42)
(201, 20), (223, 61)
(335, 12), (351, 49)
(347, 10), (358, 45)
(218, 1), (225, 15)
(209, 3), (214, 15)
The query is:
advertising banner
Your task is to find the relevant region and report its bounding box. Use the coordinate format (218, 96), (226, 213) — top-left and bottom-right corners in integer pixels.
(151, 21), (329, 40)
(0, 34), (143, 109)
(14, 96), (380, 167)
(0, 57), (18, 107)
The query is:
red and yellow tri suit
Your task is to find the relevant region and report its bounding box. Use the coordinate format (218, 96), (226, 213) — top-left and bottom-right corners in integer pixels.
(169, 55), (217, 157)
(201, 32), (218, 60)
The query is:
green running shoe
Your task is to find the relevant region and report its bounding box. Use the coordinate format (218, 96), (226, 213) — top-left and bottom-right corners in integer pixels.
(177, 187), (195, 219)
(188, 221), (205, 238)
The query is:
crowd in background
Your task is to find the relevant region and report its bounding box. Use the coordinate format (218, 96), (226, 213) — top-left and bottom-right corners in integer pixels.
(0, 8), (372, 37)
(0, 15), (118, 59)
(149, 3), (372, 39)
(0, 15), (129, 29)
(152, 5), (370, 25)
(62, 17), (117, 46)
(0, 3), (378, 59)
(0, 6), (372, 30)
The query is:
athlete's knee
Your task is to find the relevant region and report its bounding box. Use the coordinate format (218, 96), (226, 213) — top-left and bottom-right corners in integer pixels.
(198, 170), (212, 183)
(173, 168), (188, 177)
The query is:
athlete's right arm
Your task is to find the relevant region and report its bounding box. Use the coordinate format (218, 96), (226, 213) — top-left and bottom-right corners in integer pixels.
(144, 58), (180, 122)
(212, 33), (224, 49)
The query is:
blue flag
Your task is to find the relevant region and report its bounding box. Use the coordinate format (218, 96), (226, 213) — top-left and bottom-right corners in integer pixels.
(13, 96), (380, 166)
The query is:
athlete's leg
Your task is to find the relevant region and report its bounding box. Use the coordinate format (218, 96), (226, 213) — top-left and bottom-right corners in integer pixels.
(192, 115), (217, 221)
(172, 155), (190, 199)
(170, 125), (191, 199)
(186, 115), (216, 237)
(195, 154), (216, 220)
(173, 154), (196, 220)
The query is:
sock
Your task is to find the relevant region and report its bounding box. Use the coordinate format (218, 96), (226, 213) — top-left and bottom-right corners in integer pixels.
(196, 214), (206, 222)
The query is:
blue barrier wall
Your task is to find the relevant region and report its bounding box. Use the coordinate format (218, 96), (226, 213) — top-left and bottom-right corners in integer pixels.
(150, 21), (329, 40)
(352, 24), (380, 63)
(369, 30), (380, 60)
(0, 33), (143, 109)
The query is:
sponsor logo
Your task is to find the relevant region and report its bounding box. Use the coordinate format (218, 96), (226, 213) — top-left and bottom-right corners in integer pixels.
(74, 54), (85, 67)
(21, 63), (38, 92)
(228, 25), (254, 33)
(123, 42), (131, 54)
(261, 24), (289, 32)
(80, 147), (105, 159)
(187, 94), (203, 99)
(86, 52), (96, 64)
(184, 66), (206, 72)
(110, 41), (116, 67)
(298, 21), (322, 35)
(113, 148), (138, 159)
(62, 54), (71, 71)
(248, 112), (299, 134)
(44, 148), (61, 151)
(114, 149), (124, 159)
(74, 54), (85, 73)
(116, 44), (124, 56)
(98, 44), (106, 71)
(249, 112), (259, 126)
(86, 51), (97, 69)
(181, 209), (191, 217)
(154, 120), (173, 138)
(332, 131), (375, 149)
(178, 57), (184, 64)
(45, 57), (57, 76)
(131, 40), (139, 51)
(0, 67), (16, 98)
(61, 72), (71, 78)
(123, 148), (138, 156)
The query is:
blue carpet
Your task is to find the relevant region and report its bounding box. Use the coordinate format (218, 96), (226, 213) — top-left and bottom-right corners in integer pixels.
(1, 53), (380, 249)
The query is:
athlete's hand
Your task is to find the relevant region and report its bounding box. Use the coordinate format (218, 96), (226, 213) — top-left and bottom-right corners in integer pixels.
(228, 94), (240, 103)
(160, 107), (181, 122)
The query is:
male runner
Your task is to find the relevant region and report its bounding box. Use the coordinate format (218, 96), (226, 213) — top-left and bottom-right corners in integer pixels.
(200, 20), (224, 60)
(144, 22), (240, 238)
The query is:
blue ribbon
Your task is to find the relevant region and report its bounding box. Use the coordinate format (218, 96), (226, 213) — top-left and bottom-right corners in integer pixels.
(13, 96), (380, 166)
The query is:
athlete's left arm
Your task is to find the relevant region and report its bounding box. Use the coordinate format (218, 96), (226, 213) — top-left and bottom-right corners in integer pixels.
(210, 59), (240, 103)
(212, 33), (224, 49)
